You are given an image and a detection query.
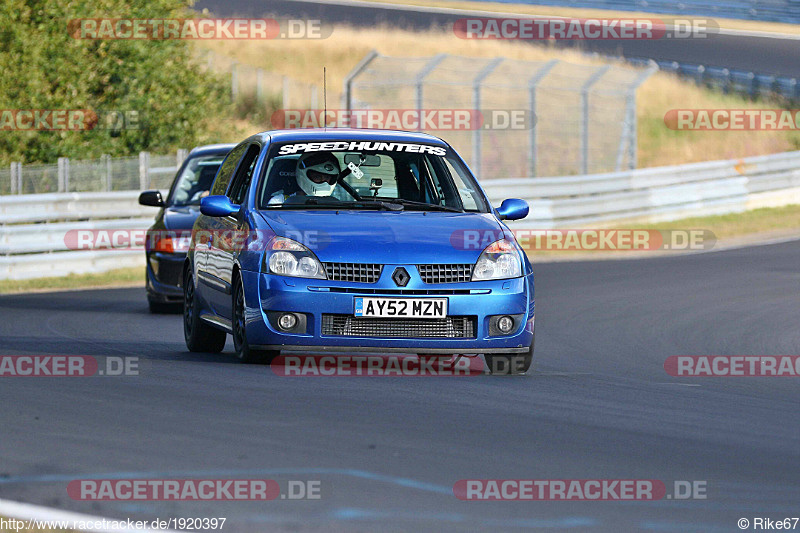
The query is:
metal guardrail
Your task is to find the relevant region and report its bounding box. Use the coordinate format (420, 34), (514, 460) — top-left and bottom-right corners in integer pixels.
(627, 58), (799, 102)
(1, 150), (798, 279)
(483, 150), (800, 228)
(503, 0), (800, 24)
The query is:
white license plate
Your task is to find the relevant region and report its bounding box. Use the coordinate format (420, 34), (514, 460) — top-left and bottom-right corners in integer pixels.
(354, 297), (447, 318)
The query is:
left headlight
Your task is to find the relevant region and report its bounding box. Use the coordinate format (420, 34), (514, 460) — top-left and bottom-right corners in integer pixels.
(472, 238), (522, 281)
(262, 237), (326, 279)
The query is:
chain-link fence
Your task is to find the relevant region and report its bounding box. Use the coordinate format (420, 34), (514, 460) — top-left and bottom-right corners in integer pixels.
(0, 151), (186, 196)
(344, 52), (657, 179)
(199, 50), (319, 109)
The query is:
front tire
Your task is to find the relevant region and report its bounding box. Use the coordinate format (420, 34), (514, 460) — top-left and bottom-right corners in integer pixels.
(232, 274), (277, 364)
(183, 265), (226, 353)
(485, 334), (534, 375)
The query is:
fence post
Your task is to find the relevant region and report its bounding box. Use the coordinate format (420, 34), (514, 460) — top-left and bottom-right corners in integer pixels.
(10, 163), (17, 195)
(177, 149), (188, 169)
(282, 76), (290, 109)
(414, 54), (447, 133)
(15, 163), (22, 194)
(256, 68), (264, 102)
(581, 66), (610, 176)
(342, 49), (379, 111)
(471, 57), (503, 177)
(527, 59), (558, 178)
(57, 157), (70, 192)
(104, 154), (112, 191)
(139, 151), (150, 190)
(618, 61), (658, 170)
(231, 62), (238, 102)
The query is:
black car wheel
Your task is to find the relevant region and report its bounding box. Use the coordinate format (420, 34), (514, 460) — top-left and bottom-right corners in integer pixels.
(183, 265), (226, 353)
(232, 274), (277, 364)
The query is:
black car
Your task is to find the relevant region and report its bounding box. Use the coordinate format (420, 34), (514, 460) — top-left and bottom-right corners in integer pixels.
(138, 144), (235, 313)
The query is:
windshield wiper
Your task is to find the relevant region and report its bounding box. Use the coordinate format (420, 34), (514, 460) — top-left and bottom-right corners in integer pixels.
(370, 198), (464, 212)
(265, 198), (402, 211)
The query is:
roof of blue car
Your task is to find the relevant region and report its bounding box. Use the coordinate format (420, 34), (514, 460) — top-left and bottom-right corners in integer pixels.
(189, 143), (237, 156)
(258, 128), (447, 146)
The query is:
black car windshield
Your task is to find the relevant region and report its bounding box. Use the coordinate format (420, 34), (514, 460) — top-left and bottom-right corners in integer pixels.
(256, 141), (489, 212)
(169, 155), (226, 206)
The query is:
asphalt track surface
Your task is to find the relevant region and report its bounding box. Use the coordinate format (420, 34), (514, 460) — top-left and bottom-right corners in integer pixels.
(1, 240), (799, 531)
(196, 0), (800, 78)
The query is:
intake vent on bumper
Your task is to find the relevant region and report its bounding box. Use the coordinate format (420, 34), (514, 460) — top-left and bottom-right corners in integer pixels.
(321, 314), (476, 338)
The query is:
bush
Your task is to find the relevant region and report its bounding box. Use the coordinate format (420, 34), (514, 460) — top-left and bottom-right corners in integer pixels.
(0, 0), (230, 164)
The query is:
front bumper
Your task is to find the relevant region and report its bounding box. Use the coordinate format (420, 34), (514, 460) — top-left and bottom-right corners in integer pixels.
(145, 252), (186, 303)
(241, 266), (534, 354)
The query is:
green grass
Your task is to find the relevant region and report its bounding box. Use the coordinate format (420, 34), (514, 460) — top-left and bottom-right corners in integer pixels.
(0, 267), (143, 295)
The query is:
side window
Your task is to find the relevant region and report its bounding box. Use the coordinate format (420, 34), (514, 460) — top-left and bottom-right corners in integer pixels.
(227, 144), (261, 205)
(210, 143), (247, 196)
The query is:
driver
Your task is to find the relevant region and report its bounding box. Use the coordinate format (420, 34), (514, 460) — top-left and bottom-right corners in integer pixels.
(268, 152), (340, 204)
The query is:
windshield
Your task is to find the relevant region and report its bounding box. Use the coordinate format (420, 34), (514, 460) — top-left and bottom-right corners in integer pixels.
(256, 141), (488, 212)
(169, 154), (226, 207)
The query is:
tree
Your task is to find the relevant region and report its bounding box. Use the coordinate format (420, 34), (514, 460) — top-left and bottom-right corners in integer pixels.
(0, 0), (229, 164)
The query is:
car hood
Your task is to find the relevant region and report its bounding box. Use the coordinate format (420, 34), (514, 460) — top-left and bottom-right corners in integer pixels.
(256, 210), (507, 264)
(163, 205), (201, 231)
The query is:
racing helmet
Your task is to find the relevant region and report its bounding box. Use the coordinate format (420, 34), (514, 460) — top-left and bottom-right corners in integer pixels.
(296, 152), (340, 196)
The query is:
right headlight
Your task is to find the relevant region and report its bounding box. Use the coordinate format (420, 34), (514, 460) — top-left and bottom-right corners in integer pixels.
(262, 237), (326, 279)
(472, 238), (522, 281)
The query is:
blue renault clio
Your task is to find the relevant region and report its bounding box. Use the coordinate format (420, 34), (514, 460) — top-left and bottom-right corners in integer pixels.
(184, 129), (534, 374)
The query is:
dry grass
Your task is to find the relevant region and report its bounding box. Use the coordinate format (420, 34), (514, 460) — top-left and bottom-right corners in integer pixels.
(0, 267), (143, 294)
(196, 25), (800, 168)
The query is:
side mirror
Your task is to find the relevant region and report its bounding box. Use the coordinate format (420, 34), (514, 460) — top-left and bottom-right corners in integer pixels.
(200, 195), (239, 217)
(496, 198), (529, 221)
(138, 190), (164, 207)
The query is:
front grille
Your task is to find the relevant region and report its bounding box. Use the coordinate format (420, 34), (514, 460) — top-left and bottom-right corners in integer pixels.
(417, 264), (473, 284)
(155, 260), (183, 287)
(322, 314), (476, 338)
(324, 262), (382, 283)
